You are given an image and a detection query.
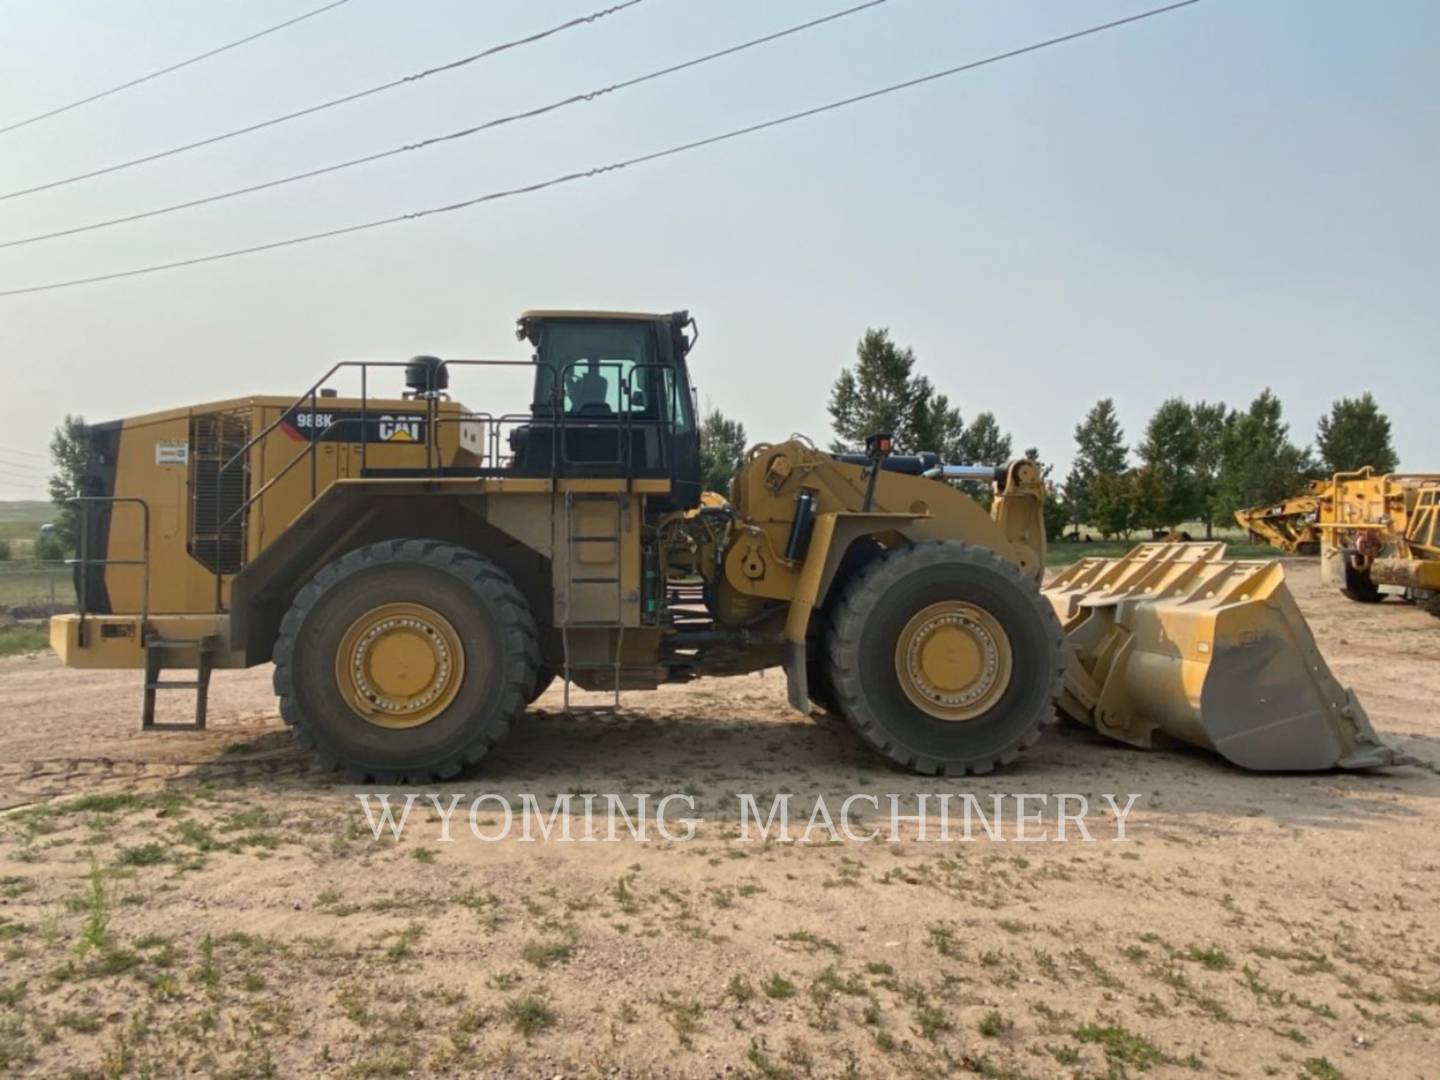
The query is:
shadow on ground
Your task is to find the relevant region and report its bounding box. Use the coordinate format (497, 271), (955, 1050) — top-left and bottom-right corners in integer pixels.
(187, 702), (1440, 835)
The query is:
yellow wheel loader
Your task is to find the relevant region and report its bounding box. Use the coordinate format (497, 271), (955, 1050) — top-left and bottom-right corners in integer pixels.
(50, 311), (1408, 778)
(1317, 468), (1440, 615)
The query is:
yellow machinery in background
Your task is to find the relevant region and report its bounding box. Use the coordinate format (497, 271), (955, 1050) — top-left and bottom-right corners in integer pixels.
(1234, 480), (1331, 555)
(1317, 468), (1440, 616)
(47, 310), (1410, 777)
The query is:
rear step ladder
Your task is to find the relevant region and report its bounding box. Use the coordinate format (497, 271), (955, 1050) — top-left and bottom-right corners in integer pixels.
(142, 635), (216, 732)
(559, 492), (626, 714)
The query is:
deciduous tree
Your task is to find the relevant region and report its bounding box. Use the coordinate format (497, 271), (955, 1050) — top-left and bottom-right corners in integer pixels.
(828, 329), (963, 458)
(1315, 392), (1398, 474)
(1067, 399), (1128, 533)
(958, 412), (1012, 465)
(1215, 390), (1312, 518)
(699, 407), (747, 496)
(40, 415), (87, 559)
(1190, 400), (1229, 539)
(1137, 398), (1200, 528)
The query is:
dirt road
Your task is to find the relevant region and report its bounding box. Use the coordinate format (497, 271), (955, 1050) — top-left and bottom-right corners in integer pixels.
(1, 561), (1437, 1078)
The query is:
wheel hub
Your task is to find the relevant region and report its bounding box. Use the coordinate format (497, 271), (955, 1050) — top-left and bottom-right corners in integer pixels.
(895, 601), (1013, 721)
(336, 602), (465, 729)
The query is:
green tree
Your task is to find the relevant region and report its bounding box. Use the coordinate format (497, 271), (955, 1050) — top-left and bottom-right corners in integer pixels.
(1025, 447), (1069, 541)
(0, 537), (11, 562)
(1060, 465), (1089, 535)
(1089, 471), (1137, 539)
(1137, 398), (1200, 528)
(1315, 392), (1398, 475)
(1067, 399), (1128, 533)
(46, 414), (89, 558)
(1190, 400), (1229, 539)
(1074, 398), (1128, 476)
(699, 406), (747, 496)
(1215, 390), (1312, 518)
(957, 411), (1012, 465)
(1128, 466), (1171, 533)
(828, 329), (963, 457)
(952, 411), (1014, 509)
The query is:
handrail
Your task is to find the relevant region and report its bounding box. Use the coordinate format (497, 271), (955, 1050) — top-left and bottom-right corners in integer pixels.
(216, 360), (442, 540)
(212, 352), (687, 586)
(67, 495), (150, 647)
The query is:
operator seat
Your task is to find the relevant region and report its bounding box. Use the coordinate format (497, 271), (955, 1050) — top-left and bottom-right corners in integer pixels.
(568, 366), (614, 417)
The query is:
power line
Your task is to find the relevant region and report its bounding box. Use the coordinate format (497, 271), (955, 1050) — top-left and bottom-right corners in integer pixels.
(0, 0), (891, 250)
(0, 446), (48, 461)
(0, 1), (644, 203)
(0, 0), (356, 138)
(0, 1), (1201, 299)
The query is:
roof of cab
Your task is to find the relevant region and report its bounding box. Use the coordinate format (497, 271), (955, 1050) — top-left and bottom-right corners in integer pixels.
(517, 309), (670, 323)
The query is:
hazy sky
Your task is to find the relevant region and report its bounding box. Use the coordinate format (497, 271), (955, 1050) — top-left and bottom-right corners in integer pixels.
(0, 0), (1435, 499)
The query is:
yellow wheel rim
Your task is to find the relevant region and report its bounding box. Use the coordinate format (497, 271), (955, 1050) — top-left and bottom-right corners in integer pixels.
(894, 601), (1013, 722)
(335, 602), (465, 729)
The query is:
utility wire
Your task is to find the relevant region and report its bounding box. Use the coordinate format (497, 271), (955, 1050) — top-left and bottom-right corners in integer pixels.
(0, 1), (644, 202)
(2, 3), (891, 249)
(0, 0), (1201, 299)
(0, 0), (355, 138)
(0, 0), (891, 250)
(0, 447), (48, 461)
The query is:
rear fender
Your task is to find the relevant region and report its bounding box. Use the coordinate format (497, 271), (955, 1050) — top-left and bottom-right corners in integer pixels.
(230, 484), (553, 664)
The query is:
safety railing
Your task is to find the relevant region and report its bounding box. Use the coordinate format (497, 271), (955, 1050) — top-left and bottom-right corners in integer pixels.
(209, 356), (686, 592)
(1316, 471), (1440, 531)
(67, 495), (150, 647)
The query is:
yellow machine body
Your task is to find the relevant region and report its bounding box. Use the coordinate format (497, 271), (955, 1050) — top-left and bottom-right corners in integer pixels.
(1233, 480), (1330, 554)
(1312, 468), (1440, 614)
(46, 310), (1408, 775)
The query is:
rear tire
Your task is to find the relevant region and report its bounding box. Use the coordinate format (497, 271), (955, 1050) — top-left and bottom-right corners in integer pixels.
(273, 539), (538, 782)
(825, 541), (1063, 775)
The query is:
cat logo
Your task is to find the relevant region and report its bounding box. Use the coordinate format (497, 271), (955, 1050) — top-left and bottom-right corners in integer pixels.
(378, 415), (422, 442)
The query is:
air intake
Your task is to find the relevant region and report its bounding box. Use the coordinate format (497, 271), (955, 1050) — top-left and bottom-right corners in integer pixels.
(188, 411), (250, 574)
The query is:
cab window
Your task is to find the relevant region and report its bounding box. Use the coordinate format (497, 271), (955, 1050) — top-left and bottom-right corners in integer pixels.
(534, 321), (652, 418)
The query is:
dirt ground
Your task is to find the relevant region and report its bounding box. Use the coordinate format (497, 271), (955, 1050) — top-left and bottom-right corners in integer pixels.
(1, 560), (1438, 1079)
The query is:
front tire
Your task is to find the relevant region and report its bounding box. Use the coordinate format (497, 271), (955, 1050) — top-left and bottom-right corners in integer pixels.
(825, 541), (1063, 775)
(273, 539), (538, 782)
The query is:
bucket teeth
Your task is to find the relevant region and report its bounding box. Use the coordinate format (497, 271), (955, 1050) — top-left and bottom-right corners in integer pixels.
(1043, 542), (1412, 771)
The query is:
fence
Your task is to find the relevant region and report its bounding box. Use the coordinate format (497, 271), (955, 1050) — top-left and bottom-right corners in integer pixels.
(0, 561), (74, 618)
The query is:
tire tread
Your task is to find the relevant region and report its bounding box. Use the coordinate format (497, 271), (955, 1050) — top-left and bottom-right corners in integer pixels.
(824, 540), (1063, 776)
(272, 539), (538, 782)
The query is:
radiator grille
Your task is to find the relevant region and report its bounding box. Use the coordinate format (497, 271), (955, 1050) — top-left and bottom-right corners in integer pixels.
(188, 411), (250, 574)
